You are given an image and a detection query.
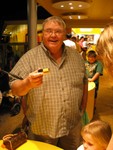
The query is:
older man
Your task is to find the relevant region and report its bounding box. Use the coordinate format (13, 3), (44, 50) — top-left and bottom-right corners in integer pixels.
(9, 16), (88, 150)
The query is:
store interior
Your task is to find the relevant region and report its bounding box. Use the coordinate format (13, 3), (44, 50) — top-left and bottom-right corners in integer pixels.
(0, 1), (113, 149)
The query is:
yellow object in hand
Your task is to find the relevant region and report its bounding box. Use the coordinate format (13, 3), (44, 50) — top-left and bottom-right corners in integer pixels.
(38, 68), (50, 73)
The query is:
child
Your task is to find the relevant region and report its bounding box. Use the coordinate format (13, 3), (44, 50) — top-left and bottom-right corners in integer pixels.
(77, 120), (112, 150)
(85, 50), (103, 112)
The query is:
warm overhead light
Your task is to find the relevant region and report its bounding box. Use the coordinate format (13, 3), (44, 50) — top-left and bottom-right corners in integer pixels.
(69, 2), (72, 5)
(69, 15), (73, 19)
(78, 15), (81, 19)
(70, 6), (74, 9)
(62, 12), (88, 20)
(78, 4), (82, 8)
(61, 5), (64, 8)
(80, 28), (93, 32)
(52, 0), (91, 10)
(62, 14), (88, 19)
(110, 16), (113, 19)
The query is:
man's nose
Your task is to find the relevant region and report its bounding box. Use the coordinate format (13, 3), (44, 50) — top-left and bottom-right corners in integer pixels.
(50, 31), (57, 36)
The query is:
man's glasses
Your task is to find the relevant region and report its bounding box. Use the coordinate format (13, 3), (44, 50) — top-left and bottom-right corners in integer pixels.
(43, 29), (64, 36)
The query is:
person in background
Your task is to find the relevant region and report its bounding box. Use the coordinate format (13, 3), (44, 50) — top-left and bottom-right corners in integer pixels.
(76, 35), (80, 42)
(96, 22), (113, 150)
(63, 33), (76, 49)
(9, 16), (88, 150)
(77, 120), (112, 150)
(78, 36), (88, 60)
(85, 50), (103, 113)
(71, 36), (82, 53)
(78, 36), (84, 48)
(82, 37), (88, 60)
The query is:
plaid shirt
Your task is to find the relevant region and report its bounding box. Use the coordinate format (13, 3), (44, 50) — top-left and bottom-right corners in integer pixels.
(10, 42), (87, 138)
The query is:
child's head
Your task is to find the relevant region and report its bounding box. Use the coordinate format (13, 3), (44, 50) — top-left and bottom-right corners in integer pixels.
(87, 50), (97, 64)
(81, 120), (112, 150)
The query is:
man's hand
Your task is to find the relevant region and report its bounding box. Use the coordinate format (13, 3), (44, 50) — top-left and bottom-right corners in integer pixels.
(27, 70), (43, 89)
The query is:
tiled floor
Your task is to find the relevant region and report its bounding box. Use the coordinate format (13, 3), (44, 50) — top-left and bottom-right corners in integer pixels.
(0, 69), (113, 140)
(0, 107), (24, 139)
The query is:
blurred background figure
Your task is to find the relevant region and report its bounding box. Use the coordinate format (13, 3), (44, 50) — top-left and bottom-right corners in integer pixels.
(76, 35), (80, 42)
(78, 36), (84, 49)
(63, 33), (76, 49)
(71, 36), (82, 53)
(78, 36), (88, 60)
(82, 37), (88, 60)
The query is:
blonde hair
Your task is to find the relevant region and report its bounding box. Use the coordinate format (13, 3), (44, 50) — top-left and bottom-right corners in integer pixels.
(42, 16), (66, 30)
(81, 120), (112, 149)
(96, 22), (113, 74)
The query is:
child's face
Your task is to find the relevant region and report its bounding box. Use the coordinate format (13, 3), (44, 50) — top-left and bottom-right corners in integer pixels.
(88, 56), (96, 64)
(82, 134), (105, 150)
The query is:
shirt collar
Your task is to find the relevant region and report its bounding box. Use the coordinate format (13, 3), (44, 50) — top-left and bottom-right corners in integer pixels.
(41, 42), (67, 57)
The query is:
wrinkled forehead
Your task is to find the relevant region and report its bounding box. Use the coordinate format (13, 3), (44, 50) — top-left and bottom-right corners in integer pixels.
(42, 20), (66, 30)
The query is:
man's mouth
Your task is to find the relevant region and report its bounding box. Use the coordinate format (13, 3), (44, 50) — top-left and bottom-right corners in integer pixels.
(49, 40), (58, 42)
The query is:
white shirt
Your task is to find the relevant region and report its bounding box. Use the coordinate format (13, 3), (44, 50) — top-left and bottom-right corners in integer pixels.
(63, 39), (76, 49)
(77, 145), (84, 150)
(82, 41), (87, 48)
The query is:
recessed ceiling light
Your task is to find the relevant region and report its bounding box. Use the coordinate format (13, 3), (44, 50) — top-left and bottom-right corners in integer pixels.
(69, 2), (72, 5)
(52, 0), (91, 10)
(110, 16), (113, 19)
(69, 15), (73, 19)
(70, 6), (74, 9)
(61, 5), (64, 8)
(78, 4), (83, 8)
(62, 14), (88, 20)
(78, 15), (81, 19)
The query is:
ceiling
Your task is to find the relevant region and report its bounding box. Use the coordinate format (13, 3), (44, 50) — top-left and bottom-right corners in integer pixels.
(0, 0), (51, 35)
(36, 0), (113, 28)
(1, 0), (113, 36)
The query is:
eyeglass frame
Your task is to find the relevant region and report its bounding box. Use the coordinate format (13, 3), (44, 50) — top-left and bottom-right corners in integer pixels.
(43, 29), (65, 36)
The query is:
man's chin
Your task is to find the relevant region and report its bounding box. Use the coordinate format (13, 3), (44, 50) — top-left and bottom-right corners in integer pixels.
(49, 42), (58, 46)
(48, 43), (58, 49)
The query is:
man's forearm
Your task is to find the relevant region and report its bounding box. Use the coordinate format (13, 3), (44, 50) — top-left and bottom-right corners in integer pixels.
(11, 79), (31, 96)
(10, 71), (43, 96)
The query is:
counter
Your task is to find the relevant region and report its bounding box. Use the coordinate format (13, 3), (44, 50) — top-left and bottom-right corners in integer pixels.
(86, 82), (95, 121)
(0, 140), (63, 150)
